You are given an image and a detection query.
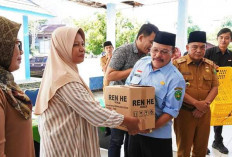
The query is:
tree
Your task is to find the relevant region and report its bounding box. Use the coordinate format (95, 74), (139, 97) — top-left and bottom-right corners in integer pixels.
(73, 13), (106, 55)
(221, 16), (232, 50)
(73, 12), (141, 55)
(115, 12), (141, 48)
(221, 16), (232, 29)
(208, 16), (232, 50)
(187, 16), (200, 37)
(28, 19), (47, 55)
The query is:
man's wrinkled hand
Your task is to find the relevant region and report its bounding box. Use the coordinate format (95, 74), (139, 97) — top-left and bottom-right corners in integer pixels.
(195, 100), (210, 113)
(192, 109), (204, 118)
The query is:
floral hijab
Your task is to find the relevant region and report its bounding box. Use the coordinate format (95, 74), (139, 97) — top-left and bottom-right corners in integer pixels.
(0, 16), (32, 119)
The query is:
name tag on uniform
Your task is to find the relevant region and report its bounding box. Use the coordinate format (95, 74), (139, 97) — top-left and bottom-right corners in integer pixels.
(182, 72), (191, 75)
(131, 69), (142, 84)
(134, 70), (142, 77)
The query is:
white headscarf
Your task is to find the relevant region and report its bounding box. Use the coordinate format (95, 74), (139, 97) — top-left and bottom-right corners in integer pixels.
(34, 26), (94, 115)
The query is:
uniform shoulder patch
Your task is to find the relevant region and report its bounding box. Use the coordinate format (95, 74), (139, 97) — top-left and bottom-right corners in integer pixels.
(204, 58), (213, 65)
(204, 58), (218, 69)
(176, 57), (187, 64)
(174, 87), (183, 101)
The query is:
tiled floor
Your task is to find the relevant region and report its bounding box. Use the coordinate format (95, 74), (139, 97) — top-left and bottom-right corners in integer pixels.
(94, 91), (232, 157)
(172, 125), (232, 157)
(207, 125), (232, 157)
(100, 126), (232, 157)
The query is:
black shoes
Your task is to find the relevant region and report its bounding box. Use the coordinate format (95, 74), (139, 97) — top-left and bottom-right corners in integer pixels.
(212, 142), (229, 154)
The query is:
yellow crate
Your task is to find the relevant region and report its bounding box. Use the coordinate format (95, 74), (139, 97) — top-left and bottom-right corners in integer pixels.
(211, 116), (232, 126)
(217, 67), (232, 86)
(213, 89), (232, 103)
(210, 67), (232, 126)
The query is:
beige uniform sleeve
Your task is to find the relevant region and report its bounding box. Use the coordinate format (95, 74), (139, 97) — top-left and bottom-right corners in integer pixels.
(212, 68), (219, 87)
(172, 60), (179, 69)
(100, 57), (106, 71)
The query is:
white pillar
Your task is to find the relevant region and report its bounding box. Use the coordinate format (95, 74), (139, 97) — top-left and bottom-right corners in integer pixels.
(106, 3), (116, 47)
(176, 0), (188, 55)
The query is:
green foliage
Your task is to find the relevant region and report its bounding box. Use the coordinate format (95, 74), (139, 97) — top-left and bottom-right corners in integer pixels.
(187, 16), (200, 38)
(28, 19), (47, 30)
(115, 12), (141, 48)
(220, 16), (232, 51)
(207, 16), (232, 50)
(73, 13), (106, 55)
(30, 47), (39, 56)
(228, 45), (232, 51)
(221, 16), (232, 28)
(73, 12), (141, 55)
(28, 19), (47, 55)
(207, 31), (218, 45)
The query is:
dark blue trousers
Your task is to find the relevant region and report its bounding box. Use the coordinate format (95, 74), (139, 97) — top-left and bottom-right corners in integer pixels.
(108, 128), (129, 157)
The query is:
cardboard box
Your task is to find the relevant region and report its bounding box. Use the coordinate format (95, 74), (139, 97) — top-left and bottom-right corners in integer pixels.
(104, 85), (155, 131)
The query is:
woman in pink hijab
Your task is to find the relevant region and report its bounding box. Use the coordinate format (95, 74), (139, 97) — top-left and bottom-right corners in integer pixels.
(34, 27), (140, 157)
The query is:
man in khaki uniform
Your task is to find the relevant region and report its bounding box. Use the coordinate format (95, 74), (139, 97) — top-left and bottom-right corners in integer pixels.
(100, 41), (114, 89)
(173, 31), (219, 157)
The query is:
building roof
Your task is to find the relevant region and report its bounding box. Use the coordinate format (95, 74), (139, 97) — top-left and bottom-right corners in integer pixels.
(68, 0), (169, 9)
(39, 24), (66, 34)
(0, 0), (54, 17)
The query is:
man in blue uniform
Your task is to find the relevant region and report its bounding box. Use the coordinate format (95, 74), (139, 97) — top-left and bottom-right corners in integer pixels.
(126, 31), (186, 157)
(105, 23), (159, 157)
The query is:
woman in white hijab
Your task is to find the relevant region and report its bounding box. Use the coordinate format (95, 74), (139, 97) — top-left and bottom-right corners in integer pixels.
(34, 27), (140, 157)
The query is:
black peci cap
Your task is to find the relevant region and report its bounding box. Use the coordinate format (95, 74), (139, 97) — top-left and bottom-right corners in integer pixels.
(188, 31), (206, 43)
(103, 41), (113, 47)
(154, 31), (176, 46)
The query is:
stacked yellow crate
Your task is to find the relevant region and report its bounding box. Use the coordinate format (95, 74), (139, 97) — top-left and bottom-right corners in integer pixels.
(211, 67), (232, 126)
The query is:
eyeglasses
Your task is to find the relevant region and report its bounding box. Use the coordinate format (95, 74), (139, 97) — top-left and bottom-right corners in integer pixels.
(151, 48), (172, 55)
(190, 45), (206, 51)
(16, 40), (22, 51)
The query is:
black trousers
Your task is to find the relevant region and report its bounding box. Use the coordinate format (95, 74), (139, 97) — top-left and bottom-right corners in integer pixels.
(128, 134), (173, 157)
(34, 141), (40, 157)
(214, 126), (223, 143)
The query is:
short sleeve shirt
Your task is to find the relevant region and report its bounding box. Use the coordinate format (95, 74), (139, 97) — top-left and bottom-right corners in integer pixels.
(109, 42), (147, 85)
(126, 56), (186, 138)
(100, 55), (107, 71)
(173, 55), (219, 103)
(205, 46), (232, 67)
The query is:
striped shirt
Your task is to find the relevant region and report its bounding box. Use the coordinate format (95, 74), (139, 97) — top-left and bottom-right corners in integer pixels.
(38, 82), (124, 157)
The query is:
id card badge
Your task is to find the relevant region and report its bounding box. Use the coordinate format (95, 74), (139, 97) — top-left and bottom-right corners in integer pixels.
(131, 70), (142, 84)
